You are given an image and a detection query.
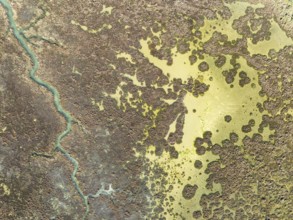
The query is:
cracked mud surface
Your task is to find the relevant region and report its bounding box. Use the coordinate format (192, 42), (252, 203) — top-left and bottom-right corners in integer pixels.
(0, 0), (293, 219)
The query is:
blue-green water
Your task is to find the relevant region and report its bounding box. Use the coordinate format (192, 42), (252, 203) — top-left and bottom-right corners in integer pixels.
(0, 0), (90, 218)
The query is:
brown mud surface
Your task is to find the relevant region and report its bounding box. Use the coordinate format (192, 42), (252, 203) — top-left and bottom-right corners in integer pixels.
(0, 0), (292, 219)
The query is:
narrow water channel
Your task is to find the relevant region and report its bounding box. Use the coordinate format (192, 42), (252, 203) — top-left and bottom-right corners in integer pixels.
(0, 0), (90, 218)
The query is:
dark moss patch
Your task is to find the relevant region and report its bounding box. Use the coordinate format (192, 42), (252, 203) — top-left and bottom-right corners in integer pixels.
(198, 61), (209, 72)
(242, 125), (252, 133)
(193, 210), (202, 219)
(229, 132), (239, 143)
(194, 160), (203, 169)
(169, 146), (179, 159)
(182, 184), (198, 200)
(224, 115), (232, 122)
(215, 55), (226, 68)
(189, 55), (197, 65)
(196, 146), (206, 155)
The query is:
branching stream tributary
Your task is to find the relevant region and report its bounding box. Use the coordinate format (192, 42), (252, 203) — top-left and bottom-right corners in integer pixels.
(0, 0), (113, 218)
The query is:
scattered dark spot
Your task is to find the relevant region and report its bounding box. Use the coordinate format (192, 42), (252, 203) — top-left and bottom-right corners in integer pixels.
(225, 74), (235, 84)
(239, 77), (251, 87)
(194, 137), (204, 148)
(268, 49), (276, 58)
(215, 55), (226, 68)
(242, 125), (252, 133)
(194, 31), (202, 39)
(189, 55), (197, 65)
(203, 131), (212, 140)
(155, 145), (163, 156)
(257, 102), (264, 113)
(177, 41), (190, 54)
(194, 160), (203, 169)
(193, 210), (202, 219)
(182, 184), (198, 200)
(198, 61), (209, 72)
(196, 146), (206, 155)
(248, 119), (256, 127)
(229, 132), (239, 143)
(191, 80), (210, 97)
(224, 115), (232, 122)
(211, 144), (221, 155)
(169, 146), (179, 159)
(239, 71), (247, 78)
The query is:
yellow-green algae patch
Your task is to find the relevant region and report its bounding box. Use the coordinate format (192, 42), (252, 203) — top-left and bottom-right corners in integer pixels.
(140, 40), (271, 145)
(116, 52), (136, 64)
(247, 19), (293, 56)
(90, 1), (293, 218)
(199, 1), (264, 42)
(100, 5), (113, 15)
(135, 2), (282, 219)
(0, 182), (10, 196)
(143, 144), (221, 219)
(70, 20), (112, 34)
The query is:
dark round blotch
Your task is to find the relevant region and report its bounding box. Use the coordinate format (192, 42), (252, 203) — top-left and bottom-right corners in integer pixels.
(225, 74), (234, 84)
(211, 144), (221, 155)
(198, 55), (204, 61)
(239, 77), (251, 87)
(151, 36), (161, 46)
(196, 146), (206, 155)
(203, 131), (212, 140)
(193, 109), (196, 113)
(252, 133), (263, 142)
(182, 184), (198, 200)
(268, 49), (277, 58)
(194, 31), (202, 39)
(242, 125), (252, 133)
(169, 146), (179, 159)
(257, 102), (264, 112)
(194, 137), (204, 148)
(194, 160), (203, 169)
(192, 80), (209, 96)
(229, 132), (239, 143)
(215, 55), (226, 68)
(234, 63), (241, 69)
(230, 54), (239, 65)
(259, 90), (266, 97)
(249, 119), (256, 127)
(224, 115), (232, 122)
(225, 69), (237, 84)
(177, 41), (190, 54)
(189, 55), (197, 65)
(193, 210), (202, 219)
(198, 61), (209, 72)
(222, 70), (228, 77)
(239, 71), (247, 78)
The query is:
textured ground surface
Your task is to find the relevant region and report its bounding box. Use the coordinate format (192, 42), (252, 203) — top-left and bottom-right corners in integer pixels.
(0, 0), (292, 219)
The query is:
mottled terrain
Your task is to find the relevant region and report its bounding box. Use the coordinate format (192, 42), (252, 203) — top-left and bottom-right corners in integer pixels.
(0, 0), (292, 219)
